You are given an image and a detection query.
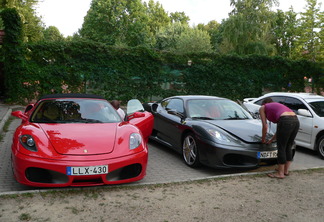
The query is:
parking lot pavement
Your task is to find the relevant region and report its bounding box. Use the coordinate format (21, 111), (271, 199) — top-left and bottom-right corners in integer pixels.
(0, 103), (11, 134)
(1, 113), (324, 194)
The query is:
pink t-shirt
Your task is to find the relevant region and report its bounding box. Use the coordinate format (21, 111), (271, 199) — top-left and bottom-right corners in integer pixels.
(264, 102), (293, 123)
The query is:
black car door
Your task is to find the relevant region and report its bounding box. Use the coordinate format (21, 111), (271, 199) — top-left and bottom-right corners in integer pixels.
(154, 98), (185, 150)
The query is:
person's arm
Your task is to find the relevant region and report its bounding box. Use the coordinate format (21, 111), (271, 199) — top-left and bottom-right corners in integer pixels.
(259, 105), (268, 143)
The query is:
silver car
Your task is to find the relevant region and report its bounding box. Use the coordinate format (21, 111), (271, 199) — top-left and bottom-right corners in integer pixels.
(243, 92), (324, 159)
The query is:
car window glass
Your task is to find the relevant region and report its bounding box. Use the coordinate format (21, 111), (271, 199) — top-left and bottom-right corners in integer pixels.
(161, 99), (170, 108)
(308, 101), (324, 117)
(31, 99), (120, 123)
(188, 99), (252, 119)
(283, 97), (307, 113)
(166, 99), (184, 113)
(127, 99), (145, 115)
(255, 96), (285, 105)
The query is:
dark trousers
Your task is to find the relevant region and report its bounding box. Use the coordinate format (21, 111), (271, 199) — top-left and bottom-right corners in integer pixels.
(276, 116), (300, 164)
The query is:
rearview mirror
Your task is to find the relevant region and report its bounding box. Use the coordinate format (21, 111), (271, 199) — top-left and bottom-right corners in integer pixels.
(11, 110), (28, 121)
(297, 109), (312, 117)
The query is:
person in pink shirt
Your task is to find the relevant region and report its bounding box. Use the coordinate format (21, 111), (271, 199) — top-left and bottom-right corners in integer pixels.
(259, 97), (299, 179)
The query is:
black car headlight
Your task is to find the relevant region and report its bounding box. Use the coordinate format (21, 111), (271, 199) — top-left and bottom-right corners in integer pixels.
(206, 129), (241, 145)
(19, 135), (37, 152)
(129, 133), (142, 150)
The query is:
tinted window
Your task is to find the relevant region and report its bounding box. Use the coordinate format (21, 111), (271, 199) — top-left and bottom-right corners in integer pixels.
(188, 99), (252, 120)
(165, 99), (184, 113)
(255, 96), (286, 105)
(283, 97), (307, 113)
(31, 99), (120, 123)
(308, 101), (324, 117)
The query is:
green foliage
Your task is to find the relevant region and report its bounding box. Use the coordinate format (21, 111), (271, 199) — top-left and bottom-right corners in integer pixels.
(169, 11), (190, 24)
(182, 55), (319, 100)
(144, 0), (171, 35)
(80, 0), (152, 47)
(1, 8), (26, 103)
(155, 22), (213, 54)
(197, 20), (221, 51)
(2, 6), (322, 103)
(294, 0), (323, 62)
(2, 0), (44, 42)
(175, 28), (213, 54)
(272, 9), (299, 58)
(3, 38), (323, 103)
(43, 26), (65, 41)
(220, 0), (278, 55)
(21, 40), (164, 102)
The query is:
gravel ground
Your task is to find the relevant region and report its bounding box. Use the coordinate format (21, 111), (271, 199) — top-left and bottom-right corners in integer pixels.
(0, 168), (323, 222)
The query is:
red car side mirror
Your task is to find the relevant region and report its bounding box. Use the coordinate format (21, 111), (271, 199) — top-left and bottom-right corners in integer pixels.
(128, 112), (145, 120)
(11, 110), (28, 122)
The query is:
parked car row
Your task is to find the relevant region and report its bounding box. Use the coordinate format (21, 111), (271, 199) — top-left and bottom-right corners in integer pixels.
(11, 92), (322, 188)
(243, 92), (324, 159)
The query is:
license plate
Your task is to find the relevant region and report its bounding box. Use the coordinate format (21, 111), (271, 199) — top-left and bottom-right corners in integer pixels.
(67, 165), (108, 176)
(257, 150), (277, 159)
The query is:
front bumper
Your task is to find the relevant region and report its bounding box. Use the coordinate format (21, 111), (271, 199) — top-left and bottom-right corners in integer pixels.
(198, 138), (278, 168)
(11, 150), (148, 187)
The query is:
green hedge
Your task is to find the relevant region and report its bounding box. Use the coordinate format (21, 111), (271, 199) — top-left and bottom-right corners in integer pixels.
(2, 9), (323, 104)
(7, 40), (324, 104)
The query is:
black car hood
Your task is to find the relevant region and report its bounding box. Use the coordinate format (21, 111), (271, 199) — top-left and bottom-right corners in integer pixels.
(204, 119), (266, 143)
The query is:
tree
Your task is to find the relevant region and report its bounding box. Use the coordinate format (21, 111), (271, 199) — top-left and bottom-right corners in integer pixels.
(1, 0), (44, 42)
(170, 11), (190, 25)
(219, 0), (278, 55)
(79, 0), (152, 47)
(43, 26), (65, 41)
(294, 0), (323, 62)
(176, 27), (213, 54)
(155, 22), (212, 54)
(144, 0), (170, 36)
(197, 20), (221, 51)
(272, 8), (299, 58)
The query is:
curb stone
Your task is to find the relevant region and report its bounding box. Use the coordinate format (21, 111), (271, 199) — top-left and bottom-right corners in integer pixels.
(0, 108), (12, 134)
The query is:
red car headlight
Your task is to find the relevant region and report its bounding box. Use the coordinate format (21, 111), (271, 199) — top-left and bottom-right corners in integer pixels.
(129, 133), (142, 150)
(20, 135), (37, 152)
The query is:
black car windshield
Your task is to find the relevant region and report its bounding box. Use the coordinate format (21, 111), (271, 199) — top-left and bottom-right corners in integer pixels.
(308, 101), (324, 117)
(187, 99), (252, 120)
(30, 99), (121, 123)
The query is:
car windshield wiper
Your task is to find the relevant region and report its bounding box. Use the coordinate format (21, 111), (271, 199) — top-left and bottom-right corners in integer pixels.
(192, 117), (214, 120)
(224, 117), (248, 120)
(80, 119), (103, 123)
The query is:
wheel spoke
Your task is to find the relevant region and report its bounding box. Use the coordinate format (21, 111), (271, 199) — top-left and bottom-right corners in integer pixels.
(183, 135), (197, 165)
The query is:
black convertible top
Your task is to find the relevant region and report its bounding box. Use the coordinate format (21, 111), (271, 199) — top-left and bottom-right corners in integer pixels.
(38, 93), (105, 101)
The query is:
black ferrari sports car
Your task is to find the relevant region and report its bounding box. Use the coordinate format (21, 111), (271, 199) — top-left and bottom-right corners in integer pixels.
(144, 95), (279, 168)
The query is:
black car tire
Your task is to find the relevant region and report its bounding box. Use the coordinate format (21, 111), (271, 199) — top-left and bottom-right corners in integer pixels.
(182, 133), (201, 168)
(316, 135), (324, 159)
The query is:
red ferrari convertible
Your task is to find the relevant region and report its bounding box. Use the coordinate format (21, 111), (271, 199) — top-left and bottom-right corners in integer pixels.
(11, 94), (154, 187)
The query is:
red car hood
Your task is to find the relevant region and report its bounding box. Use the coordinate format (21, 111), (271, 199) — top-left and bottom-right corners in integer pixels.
(40, 124), (117, 155)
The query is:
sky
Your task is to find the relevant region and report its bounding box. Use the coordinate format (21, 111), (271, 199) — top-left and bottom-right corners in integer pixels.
(36, 0), (323, 37)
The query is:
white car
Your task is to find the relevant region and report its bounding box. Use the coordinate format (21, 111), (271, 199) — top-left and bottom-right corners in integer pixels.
(243, 92), (324, 159)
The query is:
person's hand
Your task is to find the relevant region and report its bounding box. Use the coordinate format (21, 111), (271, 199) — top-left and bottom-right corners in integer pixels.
(266, 136), (276, 144)
(266, 139), (272, 144)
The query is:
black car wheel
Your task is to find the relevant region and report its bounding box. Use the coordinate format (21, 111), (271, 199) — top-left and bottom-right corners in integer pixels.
(316, 135), (324, 159)
(182, 133), (200, 167)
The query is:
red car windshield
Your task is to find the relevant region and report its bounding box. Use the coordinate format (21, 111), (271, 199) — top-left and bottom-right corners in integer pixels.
(30, 99), (121, 123)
